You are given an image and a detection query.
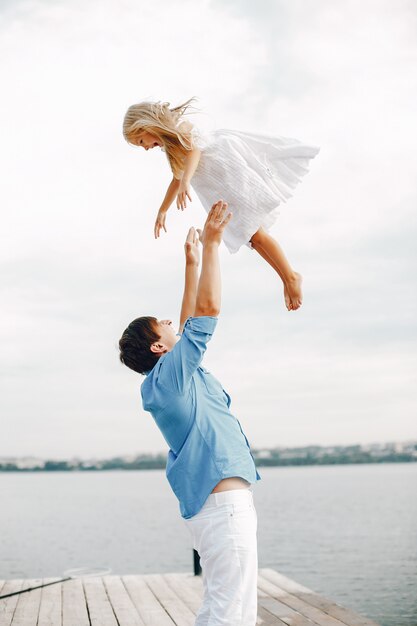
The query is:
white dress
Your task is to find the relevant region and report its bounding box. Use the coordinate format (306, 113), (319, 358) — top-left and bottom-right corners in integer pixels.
(189, 128), (320, 254)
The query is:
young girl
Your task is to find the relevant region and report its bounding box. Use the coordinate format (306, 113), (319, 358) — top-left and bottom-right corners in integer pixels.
(123, 98), (320, 311)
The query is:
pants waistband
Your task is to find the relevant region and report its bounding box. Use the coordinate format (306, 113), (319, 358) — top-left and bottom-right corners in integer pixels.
(203, 488), (253, 509)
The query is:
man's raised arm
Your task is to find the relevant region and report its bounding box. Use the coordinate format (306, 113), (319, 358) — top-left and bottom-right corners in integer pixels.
(159, 202), (232, 392)
(179, 201), (232, 333)
(179, 227), (200, 334)
(194, 200), (232, 318)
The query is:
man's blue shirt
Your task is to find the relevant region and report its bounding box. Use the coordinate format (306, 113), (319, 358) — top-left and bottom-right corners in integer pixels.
(141, 316), (261, 519)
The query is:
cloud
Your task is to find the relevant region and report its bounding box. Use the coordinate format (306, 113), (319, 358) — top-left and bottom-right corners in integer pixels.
(1, 0), (416, 456)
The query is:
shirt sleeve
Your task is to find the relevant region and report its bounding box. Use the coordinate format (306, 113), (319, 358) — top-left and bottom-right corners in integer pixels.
(157, 316), (218, 393)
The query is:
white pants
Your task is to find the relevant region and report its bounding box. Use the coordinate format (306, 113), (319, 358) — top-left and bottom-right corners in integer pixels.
(183, 488), (258, 626)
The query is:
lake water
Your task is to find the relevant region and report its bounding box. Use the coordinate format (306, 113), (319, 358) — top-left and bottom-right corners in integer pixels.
(0, 464), (416, 626)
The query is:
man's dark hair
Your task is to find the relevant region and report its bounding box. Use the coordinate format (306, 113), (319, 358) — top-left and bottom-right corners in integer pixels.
(119, 316), (161, 374)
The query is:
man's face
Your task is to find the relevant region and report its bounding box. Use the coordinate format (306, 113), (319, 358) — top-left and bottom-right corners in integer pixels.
(154, 319), (179, 353)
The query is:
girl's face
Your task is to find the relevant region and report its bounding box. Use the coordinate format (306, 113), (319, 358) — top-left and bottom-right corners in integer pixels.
(137, 131), (162, 150)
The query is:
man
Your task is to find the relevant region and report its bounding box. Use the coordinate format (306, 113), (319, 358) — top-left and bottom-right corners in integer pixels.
(119, 201), (261, 625)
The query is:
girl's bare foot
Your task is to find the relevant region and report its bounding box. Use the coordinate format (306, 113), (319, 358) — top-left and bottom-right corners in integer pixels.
(284, 284), (292, 310)
(285, 272), (303, 310)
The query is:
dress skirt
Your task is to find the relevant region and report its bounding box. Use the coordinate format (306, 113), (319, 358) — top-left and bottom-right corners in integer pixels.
(191, 128), (320, 254)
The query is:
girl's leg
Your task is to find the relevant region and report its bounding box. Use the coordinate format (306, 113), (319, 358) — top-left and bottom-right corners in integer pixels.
(250, 227), (303, 310)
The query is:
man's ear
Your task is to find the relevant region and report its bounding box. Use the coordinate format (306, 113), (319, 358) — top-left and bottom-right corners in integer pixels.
(150, 342), (166, 355)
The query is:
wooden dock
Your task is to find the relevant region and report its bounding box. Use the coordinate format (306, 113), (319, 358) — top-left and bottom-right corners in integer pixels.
(0, 568), (380, 626)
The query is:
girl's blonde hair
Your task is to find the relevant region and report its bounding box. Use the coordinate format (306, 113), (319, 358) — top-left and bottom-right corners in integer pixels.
(123, 98), (197, 178)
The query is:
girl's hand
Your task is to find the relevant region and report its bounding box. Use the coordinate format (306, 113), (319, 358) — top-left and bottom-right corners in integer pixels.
(184, 227), (201, 266)
(176, 179), (192, 211)
(154, 210), (167, 239)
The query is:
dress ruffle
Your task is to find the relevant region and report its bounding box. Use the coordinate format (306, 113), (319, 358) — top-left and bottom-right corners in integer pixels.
(191, 128), (320, 254)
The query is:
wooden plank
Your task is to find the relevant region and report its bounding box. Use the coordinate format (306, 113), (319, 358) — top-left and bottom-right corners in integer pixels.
(103, 576), (145, 626)
(62, 578), (89, 626)
(259, 596), (315, 626)
(175, 573), (202, 595)
(260, 569), (380, 626)
(122, 575), (176, 626)
(0, 570), (382, 626)
(37, 579), (62, 626)
(144, 574), (195, 626)
(162, 573), (202, 614)
(257, 586), (293, 626)
(10, 578), (42, 626)
(83, 577), (118, 626)
(260, 569), (315, 595)
(258, 574), (347, 626)
(257, 604), (289, 626)
(0, 580), (24, 626)
(166, 572), (289, 626)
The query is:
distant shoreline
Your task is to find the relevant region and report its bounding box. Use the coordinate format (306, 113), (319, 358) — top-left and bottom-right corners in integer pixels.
(1, 452), (416, 472)
(2, 442), (416, 472)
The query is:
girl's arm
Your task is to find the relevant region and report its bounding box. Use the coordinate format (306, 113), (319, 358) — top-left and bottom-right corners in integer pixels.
(154, 176), (181, 239)
(177, 149), (201, 210)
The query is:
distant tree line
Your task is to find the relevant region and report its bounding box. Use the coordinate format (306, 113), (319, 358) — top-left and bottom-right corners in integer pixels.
(1, 446), (416, 471)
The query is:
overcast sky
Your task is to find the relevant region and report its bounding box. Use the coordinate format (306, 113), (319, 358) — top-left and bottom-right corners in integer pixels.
(1, 0), (416, 458)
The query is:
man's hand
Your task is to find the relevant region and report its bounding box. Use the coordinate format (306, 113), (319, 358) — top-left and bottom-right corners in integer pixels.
(200, 200), (232, 247)
(184, 227), (201, 266)
(154, 210), (167, 239)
